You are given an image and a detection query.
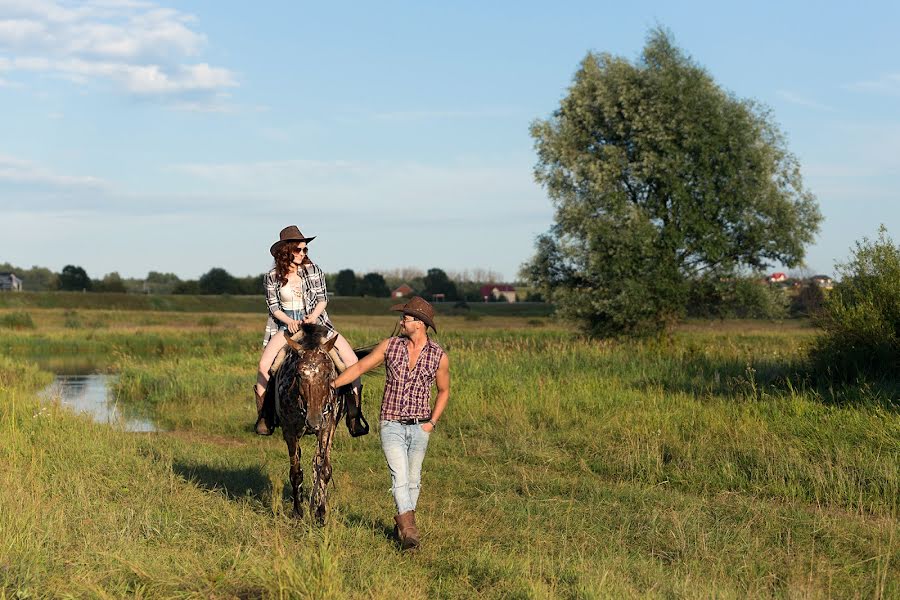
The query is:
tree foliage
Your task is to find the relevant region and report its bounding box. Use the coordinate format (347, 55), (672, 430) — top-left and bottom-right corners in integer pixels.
(422, 268), (458, 301)
(686, 276), (788, 320)
(334, 269), (358, 296)
(358, 272), (390, 297)
(198, 268), (240, 295)
(93, 272), (127, 293)
(58, 265), (92, 291)
(0, 263), (59, 291)
(811, 226), (900, 381)
(523, 29), (821, 337)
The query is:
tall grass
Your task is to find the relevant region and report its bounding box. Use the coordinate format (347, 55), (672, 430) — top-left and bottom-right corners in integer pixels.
(0, 312), (897, 597)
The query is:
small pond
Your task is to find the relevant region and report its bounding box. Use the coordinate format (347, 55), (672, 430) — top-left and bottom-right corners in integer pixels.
(40, 373), (159, 432)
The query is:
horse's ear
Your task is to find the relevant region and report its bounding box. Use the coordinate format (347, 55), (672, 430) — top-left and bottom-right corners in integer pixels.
(321, 334), (338, 353)
(284, 333), (302, 352)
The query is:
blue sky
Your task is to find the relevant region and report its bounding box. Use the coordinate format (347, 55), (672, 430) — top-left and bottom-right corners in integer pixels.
(1, 0), (898, 281)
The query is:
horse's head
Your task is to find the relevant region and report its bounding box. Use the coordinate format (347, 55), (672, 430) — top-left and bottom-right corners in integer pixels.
(284, 324), (338, 430)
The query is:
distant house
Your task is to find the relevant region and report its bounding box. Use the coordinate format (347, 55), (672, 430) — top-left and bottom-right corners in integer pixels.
(479, 284), (517, 303)
(811, 275), (834, 289)
(768, 272), (787, 284)
(391, 284), (413, 299)
(0, 272), (23, 292)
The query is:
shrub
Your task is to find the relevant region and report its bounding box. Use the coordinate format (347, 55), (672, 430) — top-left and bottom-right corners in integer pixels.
(64, 310), (82, 329)
(687, 276), (789, 320)
(791, 284), (826, 317)
(0, 311), (35, 330)
(810, 226), (900, 381)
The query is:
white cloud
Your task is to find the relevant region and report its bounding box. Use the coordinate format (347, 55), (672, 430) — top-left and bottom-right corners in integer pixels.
(845, 73), (900, 95)
(775, 90), (834, 112)
(0, 154), (107, 188)
(167, 157), (549, 224)
(0, 0), (235, 104)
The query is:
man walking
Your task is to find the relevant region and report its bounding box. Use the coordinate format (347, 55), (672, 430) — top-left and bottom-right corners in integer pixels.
(332, 296), (450, 550)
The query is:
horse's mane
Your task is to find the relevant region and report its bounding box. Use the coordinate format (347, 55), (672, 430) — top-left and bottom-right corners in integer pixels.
(299, 322), (331, 350)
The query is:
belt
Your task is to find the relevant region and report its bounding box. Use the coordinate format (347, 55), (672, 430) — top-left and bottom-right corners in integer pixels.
(393, 417), (430, 425)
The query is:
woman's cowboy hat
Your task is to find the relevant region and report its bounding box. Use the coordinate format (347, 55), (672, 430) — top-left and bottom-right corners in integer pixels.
(390, 296), (437, 332)
(270, 225), (316, 256)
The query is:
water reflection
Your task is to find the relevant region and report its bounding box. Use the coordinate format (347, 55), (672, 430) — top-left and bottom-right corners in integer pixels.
(40, 374), (158, 432)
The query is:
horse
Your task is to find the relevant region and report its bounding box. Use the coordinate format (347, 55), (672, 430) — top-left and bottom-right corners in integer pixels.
(267, 323), (343, 523)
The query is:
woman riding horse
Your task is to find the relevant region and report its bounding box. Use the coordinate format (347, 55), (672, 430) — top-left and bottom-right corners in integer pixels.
(253, 225), (366, 436)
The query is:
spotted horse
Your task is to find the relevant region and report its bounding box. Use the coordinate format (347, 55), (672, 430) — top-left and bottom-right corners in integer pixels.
(266, 323), (346, 523)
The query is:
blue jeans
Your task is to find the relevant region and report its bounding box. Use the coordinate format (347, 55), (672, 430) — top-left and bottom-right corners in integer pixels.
(277, 309), (305, 330)
(380, 420), (431, 514)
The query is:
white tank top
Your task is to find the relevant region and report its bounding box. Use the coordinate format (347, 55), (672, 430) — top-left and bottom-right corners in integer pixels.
(278, 280), (304, 312)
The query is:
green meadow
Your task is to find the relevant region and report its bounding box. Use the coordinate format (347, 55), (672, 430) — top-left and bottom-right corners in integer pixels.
(0, 307), (898, 598)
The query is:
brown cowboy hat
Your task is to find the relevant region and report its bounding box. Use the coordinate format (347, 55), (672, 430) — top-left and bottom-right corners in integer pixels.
(270, 225), (316, 256)
(390, 296), (437, 332)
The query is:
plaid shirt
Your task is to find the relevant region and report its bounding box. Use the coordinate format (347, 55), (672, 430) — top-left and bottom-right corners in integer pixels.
(262, 262), (335, 346)
(381, 336), (445, 421)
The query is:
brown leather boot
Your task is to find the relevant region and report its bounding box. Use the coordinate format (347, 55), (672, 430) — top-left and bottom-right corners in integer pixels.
(254, 385), (273, 436)
(393, 510), (420, 550)
(345, 384), (369, 437)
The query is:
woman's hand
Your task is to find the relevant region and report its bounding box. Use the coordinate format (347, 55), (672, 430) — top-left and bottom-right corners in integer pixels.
(302, 315), (317, 325)
(287, 319), (301, 334)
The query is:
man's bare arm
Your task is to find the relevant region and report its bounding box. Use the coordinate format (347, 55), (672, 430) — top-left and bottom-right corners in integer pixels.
(332, 338), (389, 388)
(426, 354), (450, 430)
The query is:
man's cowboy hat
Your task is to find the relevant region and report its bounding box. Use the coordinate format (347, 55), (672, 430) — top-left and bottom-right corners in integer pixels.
(270, 225), (316, 256)
(391, 296), (437, 332)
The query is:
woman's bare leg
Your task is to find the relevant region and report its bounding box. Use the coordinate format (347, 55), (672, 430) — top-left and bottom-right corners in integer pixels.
(333, 334), (361, 390)
(256, 335), (287, 395)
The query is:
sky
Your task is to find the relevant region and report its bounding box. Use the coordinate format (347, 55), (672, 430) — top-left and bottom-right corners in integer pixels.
(1, 0), (899, 282)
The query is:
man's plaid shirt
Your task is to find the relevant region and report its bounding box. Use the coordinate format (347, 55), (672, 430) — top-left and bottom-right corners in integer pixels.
(381, 336), (445, 421)
(262, 262), (335, 346)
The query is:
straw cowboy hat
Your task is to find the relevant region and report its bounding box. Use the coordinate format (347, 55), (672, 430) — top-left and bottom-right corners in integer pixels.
(390, 296), (437, 332)
(270, 225), (316, 256)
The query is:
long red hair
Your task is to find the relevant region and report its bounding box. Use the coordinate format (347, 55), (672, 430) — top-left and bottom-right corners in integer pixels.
(273, 243), (313, 286)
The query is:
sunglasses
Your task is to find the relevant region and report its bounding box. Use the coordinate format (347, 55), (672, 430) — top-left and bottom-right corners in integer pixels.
(400, 315), (418, 323)
(292, 246), (309, 255)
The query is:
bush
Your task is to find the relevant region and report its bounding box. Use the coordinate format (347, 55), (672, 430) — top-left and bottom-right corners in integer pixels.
(687, 276), (789, 320)
(810, 226), (900, 381)
(0, 311), (35, 330)
(63, 310), (82, 329)
(791, 284), (826, 317)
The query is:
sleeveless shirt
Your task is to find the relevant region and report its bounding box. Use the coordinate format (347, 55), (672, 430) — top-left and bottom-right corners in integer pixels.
(381, 336), (445, 421)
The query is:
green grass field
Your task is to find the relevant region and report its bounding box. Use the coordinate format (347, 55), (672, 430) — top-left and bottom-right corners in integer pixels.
(0, 308), (897, 598)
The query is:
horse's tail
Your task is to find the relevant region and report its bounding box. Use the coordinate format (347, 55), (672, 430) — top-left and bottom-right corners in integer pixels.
(352, 344), (377, 361)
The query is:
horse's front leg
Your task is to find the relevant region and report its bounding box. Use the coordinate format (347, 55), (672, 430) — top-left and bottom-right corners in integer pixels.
(285, 432), (304, 518)
(310, 416), (337, 524)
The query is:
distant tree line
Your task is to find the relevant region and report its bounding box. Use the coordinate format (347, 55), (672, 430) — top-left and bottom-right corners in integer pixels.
(0, 263), (531, 301)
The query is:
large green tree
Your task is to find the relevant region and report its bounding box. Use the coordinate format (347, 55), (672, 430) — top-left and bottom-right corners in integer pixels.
(524, 29), (821, 337)
(198, 268), (240, 295)
(422, 268), (458, 301)
(58, 265), (92, 291)
(334, 269), (358, 296)
(358, 272), (390, 297)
